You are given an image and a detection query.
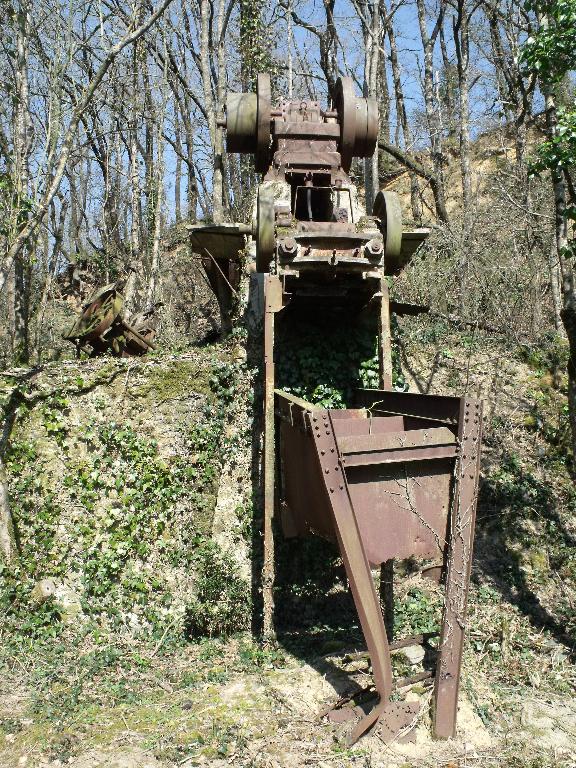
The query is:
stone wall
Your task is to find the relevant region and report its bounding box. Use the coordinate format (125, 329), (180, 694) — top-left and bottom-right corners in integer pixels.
(0, 343), (254, 641)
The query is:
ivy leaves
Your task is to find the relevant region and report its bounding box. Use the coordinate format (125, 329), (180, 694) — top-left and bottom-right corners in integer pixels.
(276, 317), (381, 408)
(522, 0), (576, 256)
(521, 0), (576, 84)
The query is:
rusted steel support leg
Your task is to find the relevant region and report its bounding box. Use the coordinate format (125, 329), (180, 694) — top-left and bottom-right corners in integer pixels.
(312, 410), (393, 742)
(433, 398), (483, 738)
(378, 279), (393, 390)
(378, 283), (394, 637)
(262, 275), (283, 642)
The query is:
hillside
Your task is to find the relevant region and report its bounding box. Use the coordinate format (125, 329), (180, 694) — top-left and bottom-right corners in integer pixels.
(0, 315), (574, 768)
(2, 0), (576, 764)
(381, 122), (547, 224)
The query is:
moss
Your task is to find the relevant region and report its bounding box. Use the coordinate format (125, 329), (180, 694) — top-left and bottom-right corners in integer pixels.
(2, 674), (269, 764)
(134, 359), (214, 401)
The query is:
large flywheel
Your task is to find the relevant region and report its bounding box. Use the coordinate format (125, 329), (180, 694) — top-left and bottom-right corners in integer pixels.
(255, 73), (271, 172)
(373, 190), (402, 261)
(334, 78), (356, 172)
(225, 74), (272, 171)
(256, 187), (275, 272)
(225, 91), (257, 154)
(334, 77), (378, 171)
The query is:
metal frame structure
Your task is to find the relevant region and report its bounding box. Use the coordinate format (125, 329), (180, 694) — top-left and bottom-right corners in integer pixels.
(189, 73), (483, 744)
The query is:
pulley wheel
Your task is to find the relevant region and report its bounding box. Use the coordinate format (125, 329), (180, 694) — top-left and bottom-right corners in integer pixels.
(255, 73), (271, 173)
(256, 187), (275, 272)
(373, 190), (402, 261)
(334, 77), (356, 171)
(226, 91), (258, 153)
(354, 97), (378, 158)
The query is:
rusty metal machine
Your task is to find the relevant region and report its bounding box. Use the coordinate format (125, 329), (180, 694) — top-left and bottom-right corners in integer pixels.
(63, 284), (157, 357)
(191, 74), (482, 744)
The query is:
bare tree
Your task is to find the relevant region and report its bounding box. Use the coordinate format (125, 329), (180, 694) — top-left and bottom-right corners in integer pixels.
(416, 0), (449, 220)
(0, 0), (176, 295)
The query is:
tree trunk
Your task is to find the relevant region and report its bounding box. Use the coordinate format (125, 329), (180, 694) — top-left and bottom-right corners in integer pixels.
(453, 0), (472, 213)
(34, 200), (68, 359)
(175, 113), (182, 223)
(0, 459), (18, 565)
(146, 143), (164, 306)
(386, 11), (421, 222)
(125, 43), (144, 315)
(11, 0), (32, 364)
(200, 0), (224, 223)
(182, 109), (198, 221)
(548, 237), (563, 332)
(416, 0), (448, 223)
(362, 1), (380, 213)
(541, 60), (576, 458)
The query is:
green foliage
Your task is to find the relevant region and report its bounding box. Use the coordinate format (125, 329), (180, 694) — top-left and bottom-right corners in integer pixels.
(530, 107), (576, 176)
(521, 0), (576, 84)
(239, 0), (274, 89)
(480, 452), (576, 636)
(236, 638), (286, 669)
(41, 394), (70, 445)
(517, 333), (569, 372)
(276, 314), (405, 408)
(184, 543), (249, 638)
(522, 2), (576, 256)
(529, 105), (576, 256)
(1, 358), (250, 642)
(393, 586), (441, 636)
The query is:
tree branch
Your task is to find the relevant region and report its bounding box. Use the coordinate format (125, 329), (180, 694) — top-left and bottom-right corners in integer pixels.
(378, 140), (449, 223)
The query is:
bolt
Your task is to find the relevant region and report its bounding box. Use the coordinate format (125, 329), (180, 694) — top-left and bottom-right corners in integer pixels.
(365, 239), (383, 258)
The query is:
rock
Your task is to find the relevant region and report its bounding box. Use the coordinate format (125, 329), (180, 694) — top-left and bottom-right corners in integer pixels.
(30, 579), (57, 604)
(399, 644), (425, 666)
(53, 582), (83, 622)
(233, 346), (247, 362)
(30, 579), (83, 622)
